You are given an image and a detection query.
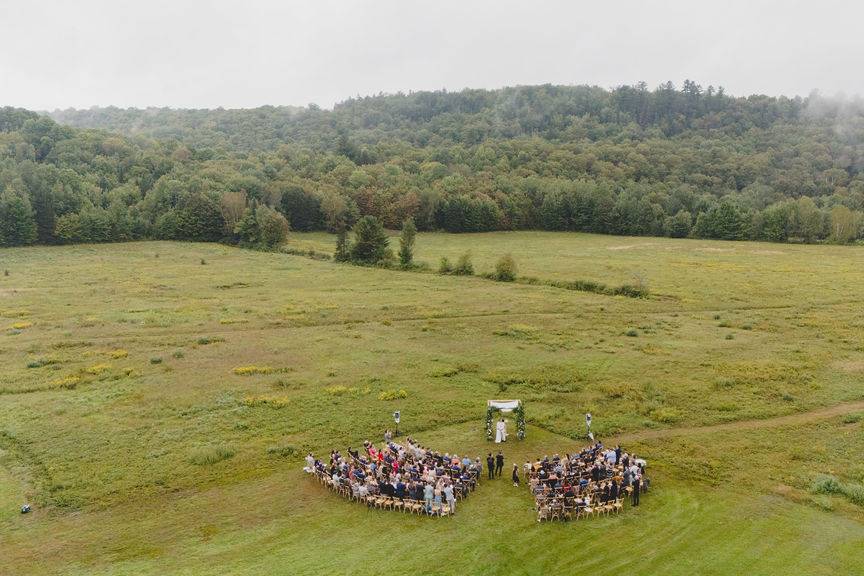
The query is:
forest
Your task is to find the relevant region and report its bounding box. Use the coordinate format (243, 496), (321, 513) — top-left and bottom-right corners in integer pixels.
(2, 82), (864, 247)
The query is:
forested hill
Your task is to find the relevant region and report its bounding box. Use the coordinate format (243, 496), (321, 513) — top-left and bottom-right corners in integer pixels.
(48, 83), (812, 152)
(1, 83), (863, 248)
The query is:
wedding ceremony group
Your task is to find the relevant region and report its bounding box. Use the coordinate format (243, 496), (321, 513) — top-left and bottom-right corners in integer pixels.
(524, 441), (649, 522)
(304, 435), (482, 517)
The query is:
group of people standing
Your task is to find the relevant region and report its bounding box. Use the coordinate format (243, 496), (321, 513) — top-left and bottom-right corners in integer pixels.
(485, 451), (506, 480)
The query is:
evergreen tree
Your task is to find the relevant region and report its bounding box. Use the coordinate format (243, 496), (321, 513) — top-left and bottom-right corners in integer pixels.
(349, 215), (390, 264)
(234, 207), (259, 247)
(398, 217), (417, 267)
(334, 228), (350, 262)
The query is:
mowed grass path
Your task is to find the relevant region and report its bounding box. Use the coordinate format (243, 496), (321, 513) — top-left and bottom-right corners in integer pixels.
(1, 236), (863, 574)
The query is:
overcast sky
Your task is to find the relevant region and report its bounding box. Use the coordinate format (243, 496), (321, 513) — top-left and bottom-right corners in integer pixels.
(0, 0), (860, 110)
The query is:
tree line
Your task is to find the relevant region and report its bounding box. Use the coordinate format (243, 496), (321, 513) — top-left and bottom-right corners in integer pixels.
(2, 82), (864, 247)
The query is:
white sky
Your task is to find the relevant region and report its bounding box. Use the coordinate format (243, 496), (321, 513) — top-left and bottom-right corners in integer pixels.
(0, 0), (860, 110)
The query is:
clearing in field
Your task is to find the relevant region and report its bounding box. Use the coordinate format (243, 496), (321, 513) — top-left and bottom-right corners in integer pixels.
(1, 233), (863, 575)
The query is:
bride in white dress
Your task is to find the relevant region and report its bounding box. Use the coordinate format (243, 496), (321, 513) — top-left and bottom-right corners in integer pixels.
(495, 417), (508, 443)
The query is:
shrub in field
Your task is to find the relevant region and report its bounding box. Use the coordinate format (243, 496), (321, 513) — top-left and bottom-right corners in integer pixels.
(189, 445), (235, 466)
(494, 324), (538, 339)
(494, 254), (517, 282)
(196, 336), (225, 345)
(233, 365), (274, 376)
(398, 217), (417, 268)
(11, 321), (32, 330)
(625, 328), (639, 337)
(611, 284), (650, 298)
(438, 256), (453, 274)
(27, 358), (58, 368)
(842, 413), (862, 424)
(453, 251), (474, 275)
(843, 484), (864, 506)
(377, 389), (408, 401)
(810, 475), (842, 495)
(150, 357), (163, 364)
(109, 349), (128, 359)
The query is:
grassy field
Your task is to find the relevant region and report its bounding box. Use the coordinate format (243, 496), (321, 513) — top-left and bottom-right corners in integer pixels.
(1, 233), (863, 575)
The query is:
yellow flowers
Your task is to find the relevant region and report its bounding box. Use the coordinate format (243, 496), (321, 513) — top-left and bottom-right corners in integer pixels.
(11, 321), (32, 330)
(51, 375), (81, 389)
(109, 349), (128, 359)
(377, 389), (408, 401)
(86, 363), (111, 375)
(233, 365), (274, 376)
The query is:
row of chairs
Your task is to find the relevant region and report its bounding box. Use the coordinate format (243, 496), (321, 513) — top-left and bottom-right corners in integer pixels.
(365, 495), (453, 517)
(537, 498), (624, 522)
(312, 469), (458, 517)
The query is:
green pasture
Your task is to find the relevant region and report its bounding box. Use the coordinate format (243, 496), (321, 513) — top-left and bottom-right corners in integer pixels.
(1, 234), (863, 575)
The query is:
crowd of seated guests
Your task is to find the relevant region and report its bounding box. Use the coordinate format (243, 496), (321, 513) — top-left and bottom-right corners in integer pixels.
(525, 441), (649, 522)
(305, 436), (481, 517)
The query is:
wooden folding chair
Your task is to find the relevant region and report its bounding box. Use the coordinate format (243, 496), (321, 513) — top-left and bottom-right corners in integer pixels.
(537, 505), (550, 522)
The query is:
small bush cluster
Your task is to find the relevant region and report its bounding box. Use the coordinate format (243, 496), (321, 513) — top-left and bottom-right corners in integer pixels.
(26, 358), (59, 369)
(108, 349), (128, 359)
(541, 278), (649, 298)
(196, 336), (225, 345)
(438, 252), (474, 276)
(282, 247), (331, 260)
(808, 475), (864, 505)
(842, 413), (863, 424)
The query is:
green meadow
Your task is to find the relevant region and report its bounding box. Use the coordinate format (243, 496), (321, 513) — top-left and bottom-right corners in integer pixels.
(1, 233), (863, 575)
